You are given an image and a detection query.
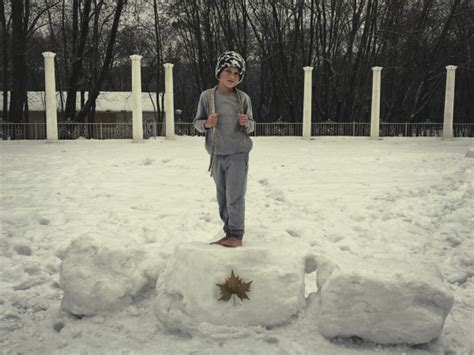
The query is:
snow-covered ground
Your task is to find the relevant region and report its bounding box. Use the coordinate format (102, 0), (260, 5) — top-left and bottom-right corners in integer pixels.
(1, 137), (473, 355)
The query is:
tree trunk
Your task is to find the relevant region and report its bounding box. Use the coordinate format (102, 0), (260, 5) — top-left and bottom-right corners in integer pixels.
(64, 0), (91, 121)
(9, 0), (27, 123)
(1, 0), (9, 120)
(153, 0), (164, 133)
(87, 0), (103, 124)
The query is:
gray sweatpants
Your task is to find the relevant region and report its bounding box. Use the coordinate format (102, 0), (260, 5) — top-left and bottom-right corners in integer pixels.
(212, 152), (249, 240)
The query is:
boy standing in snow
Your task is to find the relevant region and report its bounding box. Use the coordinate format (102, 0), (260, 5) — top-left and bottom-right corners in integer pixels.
(193, 51), (255, 248)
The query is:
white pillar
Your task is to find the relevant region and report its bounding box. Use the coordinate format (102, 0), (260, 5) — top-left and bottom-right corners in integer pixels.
(302, 66), (313, 139)
(43, 52), (58, 141)
(443, 65), (457, 140)
(164, 63), (175, 139)
(130, 55), (143, 141)
(370, 66), (382, 139)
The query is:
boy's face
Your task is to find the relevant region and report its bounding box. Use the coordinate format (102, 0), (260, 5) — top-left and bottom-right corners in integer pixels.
(218, 67), (240, 89)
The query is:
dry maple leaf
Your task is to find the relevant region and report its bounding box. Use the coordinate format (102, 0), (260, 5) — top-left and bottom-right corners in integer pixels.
(216, 282), (233, 301)
(236, 280), (252, 301)
(227, 270), (241, 291)
(216, 270), (252, 302)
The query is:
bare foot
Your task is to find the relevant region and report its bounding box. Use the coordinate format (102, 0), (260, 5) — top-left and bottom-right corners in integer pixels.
(220, 237), (243, 248)
(210, 236), (230, 245)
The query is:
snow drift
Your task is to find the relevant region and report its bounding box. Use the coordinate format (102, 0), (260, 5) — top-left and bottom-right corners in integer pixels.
(316, 255), (454, 344)
(59, 236), (456, 345)
(59, 234), (162, 316)
(154, 242), (309, 333)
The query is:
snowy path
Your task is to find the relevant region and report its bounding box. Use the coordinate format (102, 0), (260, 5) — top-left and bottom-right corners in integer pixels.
(0, 137), (473, 354)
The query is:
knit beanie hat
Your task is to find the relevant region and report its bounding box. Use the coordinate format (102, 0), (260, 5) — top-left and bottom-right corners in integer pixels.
(215, 51), (246, 83)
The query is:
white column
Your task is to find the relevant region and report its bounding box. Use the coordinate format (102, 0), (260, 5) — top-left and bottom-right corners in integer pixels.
(43, 52), (58, 141)
(164, 63), (175, 139)
(370, 66), (383, 139)
(302, 66), (313, 139)
(443, 65), (457, 140)
(130, 55), (143, 141)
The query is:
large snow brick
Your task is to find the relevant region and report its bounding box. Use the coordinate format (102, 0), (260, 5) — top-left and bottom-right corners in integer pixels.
(316, 255), (454, 344)
(155, 242), (307, 332)
(59, 234), (153, 316)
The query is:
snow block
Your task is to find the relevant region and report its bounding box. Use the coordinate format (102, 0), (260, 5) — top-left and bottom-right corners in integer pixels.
(155, 242), (307, 332)
(316, 255), (454, 344)
(465, 148), (474, 158)
(59, 234), (154, 316)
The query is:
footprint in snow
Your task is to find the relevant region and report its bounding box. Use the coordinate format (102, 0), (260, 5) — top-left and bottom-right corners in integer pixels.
(286, 228), (301, 238)
(23, 265), (40, 275)
(39, 217), (51, 225)
(143, 158), (154, 166)
(53, 322), (65, 333)
(258, 178), (269, 186)
(130, 205), (148, 211)
(14, 245), (32, 256)
(326, 234), (344, 243)
(263, 336), (279, 344)
(350, 213), (366, 222)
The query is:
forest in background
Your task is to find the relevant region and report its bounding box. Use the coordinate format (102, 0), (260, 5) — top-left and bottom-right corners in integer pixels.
(1, 0), (473, 124)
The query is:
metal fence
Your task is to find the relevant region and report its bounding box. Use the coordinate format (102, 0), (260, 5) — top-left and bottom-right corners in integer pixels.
(1, 121), (473, 140)
(59, 123), (133, 139)
(0, 122), (47, 140)
(378, 122), (473, 137)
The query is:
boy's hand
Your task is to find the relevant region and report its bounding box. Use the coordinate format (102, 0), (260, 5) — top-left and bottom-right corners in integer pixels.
(239, 114), (249, 128)
(204, 113), (218, 128)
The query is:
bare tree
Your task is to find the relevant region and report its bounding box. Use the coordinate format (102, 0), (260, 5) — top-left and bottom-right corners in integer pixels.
(64, 0), (92, 121)
(1, 0), (10, 119)
(153, 0), (165, 125)
(9, 0), (28, 123)
(86, 0), (105, 123)
(74, 0), (126, 122)
(4, 0), (473, 130)
(379, 0), (468, 123)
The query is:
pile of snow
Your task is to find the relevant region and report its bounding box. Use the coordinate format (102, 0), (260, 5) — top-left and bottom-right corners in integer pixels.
(465, 147), (474, 157)
(316, 254), (454, 344)
(59, 234), (162, 316)
(60, 235), (456, 346)
(155, 241), (310, 334)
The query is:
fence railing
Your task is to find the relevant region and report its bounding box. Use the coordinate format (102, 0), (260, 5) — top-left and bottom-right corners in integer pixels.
(0, 122), (47, 140)
(59, 123), (133, 139)
(1, 122), (473, 140)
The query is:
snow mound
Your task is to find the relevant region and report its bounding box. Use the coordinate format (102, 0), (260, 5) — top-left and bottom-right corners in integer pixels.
(59, 234), (159, 316)
(155, 242), (307, 334)
(316, 255), (454, 345)
(465, 147), (474, 157)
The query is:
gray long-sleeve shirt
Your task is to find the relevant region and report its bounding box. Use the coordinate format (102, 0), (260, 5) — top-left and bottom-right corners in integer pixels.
(193, 88), (255, 155)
